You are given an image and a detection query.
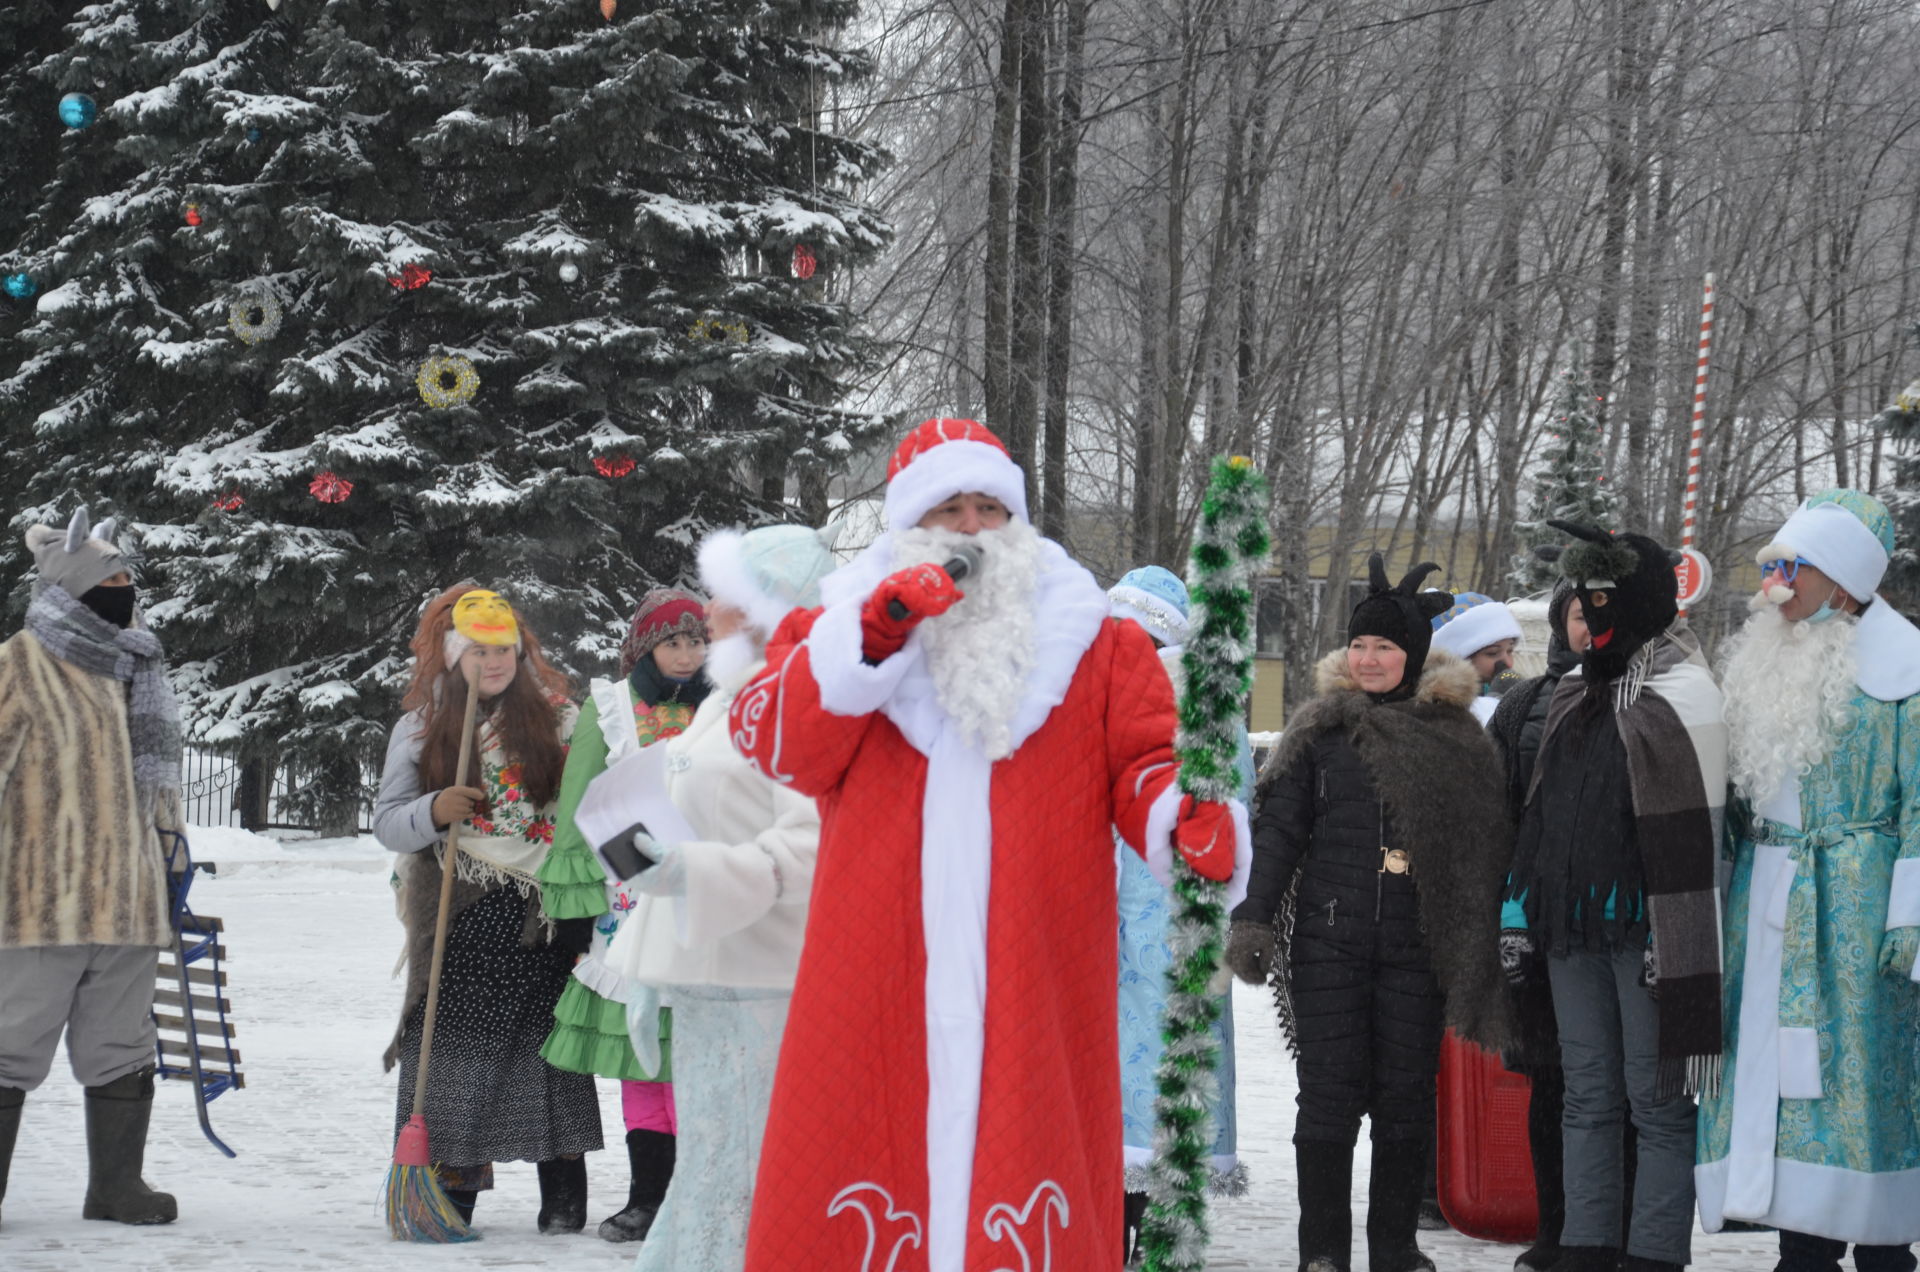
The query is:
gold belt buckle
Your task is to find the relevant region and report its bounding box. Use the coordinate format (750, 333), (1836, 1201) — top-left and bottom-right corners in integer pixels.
(1379, 847), (1411, 875)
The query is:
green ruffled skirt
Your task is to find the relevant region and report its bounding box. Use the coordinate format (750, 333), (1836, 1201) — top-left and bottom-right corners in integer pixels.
(541, 976), (672, 1082)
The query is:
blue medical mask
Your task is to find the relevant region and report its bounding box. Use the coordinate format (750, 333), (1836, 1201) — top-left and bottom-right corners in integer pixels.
(1806, 589), (1845, 624)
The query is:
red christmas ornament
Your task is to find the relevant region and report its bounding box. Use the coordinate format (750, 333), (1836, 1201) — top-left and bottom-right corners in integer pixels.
(593, 455), (636, 478)
(212, 492), (244, 512)
(791, 244), (817, 281)
(309, 471), (353, 504)
(184, 204), (203, 227)
(388, 264), (433, 291)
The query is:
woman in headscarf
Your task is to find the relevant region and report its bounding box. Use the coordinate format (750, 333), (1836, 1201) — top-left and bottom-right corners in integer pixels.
(538, 588), (710, 1242)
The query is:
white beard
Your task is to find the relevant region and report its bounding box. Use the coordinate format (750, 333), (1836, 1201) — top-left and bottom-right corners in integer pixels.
(889, 519), (1043, 761)
(704, 630), (762, 691)
(1719, 602), (1859, 806)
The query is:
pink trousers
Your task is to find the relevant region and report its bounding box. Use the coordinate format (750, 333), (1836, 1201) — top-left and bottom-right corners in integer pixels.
(621, 1078), (676, 1134)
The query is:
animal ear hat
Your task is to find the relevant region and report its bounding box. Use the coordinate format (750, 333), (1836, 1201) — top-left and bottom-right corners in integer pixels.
(25, 505), (126, 598)
(1347, 552), (1455, 684)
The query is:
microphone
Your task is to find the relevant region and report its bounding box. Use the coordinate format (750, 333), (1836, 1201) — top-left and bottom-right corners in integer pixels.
(1490, 667), (1525, 697)
(888, 542), (985, 621)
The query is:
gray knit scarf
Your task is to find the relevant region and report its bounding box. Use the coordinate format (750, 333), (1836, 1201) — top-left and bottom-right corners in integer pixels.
(25, 585), (183, 818)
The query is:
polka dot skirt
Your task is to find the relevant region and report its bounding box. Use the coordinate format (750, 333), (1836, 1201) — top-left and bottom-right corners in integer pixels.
(392, 886), (604, 1171)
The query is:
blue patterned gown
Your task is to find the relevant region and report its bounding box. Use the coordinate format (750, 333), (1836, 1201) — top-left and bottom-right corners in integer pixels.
(1695, 686), (1920, 1243)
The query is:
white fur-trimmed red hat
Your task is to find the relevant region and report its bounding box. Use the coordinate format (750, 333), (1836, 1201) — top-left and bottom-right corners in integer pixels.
(884, 417), (1030, 531)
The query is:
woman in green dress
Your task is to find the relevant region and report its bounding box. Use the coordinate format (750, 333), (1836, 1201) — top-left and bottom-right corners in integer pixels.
(537, 588), (708, 1241)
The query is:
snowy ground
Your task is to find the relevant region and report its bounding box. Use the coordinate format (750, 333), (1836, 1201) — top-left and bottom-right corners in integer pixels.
(4, 828), (1776, 1271)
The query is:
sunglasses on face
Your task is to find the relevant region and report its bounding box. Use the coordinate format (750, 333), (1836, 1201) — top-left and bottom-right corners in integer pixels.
(1760, 558), (1809, 585)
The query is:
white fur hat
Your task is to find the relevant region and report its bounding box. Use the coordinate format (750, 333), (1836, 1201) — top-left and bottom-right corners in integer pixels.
(1430, 593), (1523, 659)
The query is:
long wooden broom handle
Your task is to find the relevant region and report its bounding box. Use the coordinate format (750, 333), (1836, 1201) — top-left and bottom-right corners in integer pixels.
(409, 671), (484, 1119)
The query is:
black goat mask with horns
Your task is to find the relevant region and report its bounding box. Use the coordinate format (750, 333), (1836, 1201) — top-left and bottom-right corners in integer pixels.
(1548, 519), (1681, 679)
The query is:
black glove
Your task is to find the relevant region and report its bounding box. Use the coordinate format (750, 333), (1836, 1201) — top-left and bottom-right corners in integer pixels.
(1499, 928), (1537, 989)
(1640, 938), (1659, 999)
(1225, 919), (1277, 987)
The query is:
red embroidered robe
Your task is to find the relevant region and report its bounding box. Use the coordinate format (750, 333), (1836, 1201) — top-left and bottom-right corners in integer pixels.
(731, 540), (1196, 1272)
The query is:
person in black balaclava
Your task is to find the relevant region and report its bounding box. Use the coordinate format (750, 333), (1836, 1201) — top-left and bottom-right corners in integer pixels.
(0, 507), (186, 1228)
(1226, 552), (1515, 1272)
(1500, 523), (1727, 1272)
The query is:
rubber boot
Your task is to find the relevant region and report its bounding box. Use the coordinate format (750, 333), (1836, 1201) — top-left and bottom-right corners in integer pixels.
(598, 1129), (675, 1242)
(1297, 1139), (1355, 1272)
(81, 1066), (177, 1224)
(536, 1155), (588, 1234)
(1366, 1140), (1434, 1272)
(0, 1086), (22, 1227)
(1123, 1190), (1149, 1266)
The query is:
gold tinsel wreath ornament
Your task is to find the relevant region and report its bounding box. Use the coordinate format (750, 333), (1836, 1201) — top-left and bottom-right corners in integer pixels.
(228, 294), (283, 345)
(416, 354), (480, 409)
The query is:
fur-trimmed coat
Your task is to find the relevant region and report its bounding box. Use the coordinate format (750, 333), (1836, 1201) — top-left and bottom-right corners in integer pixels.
(1236, 648), (1515, 1053)
(0, 630), (182, 949)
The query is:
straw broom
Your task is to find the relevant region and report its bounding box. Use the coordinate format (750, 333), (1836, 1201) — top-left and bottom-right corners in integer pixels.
(385, 668), (484, 1242)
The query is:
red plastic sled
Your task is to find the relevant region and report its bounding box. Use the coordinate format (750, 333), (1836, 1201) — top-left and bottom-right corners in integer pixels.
(1435, 1029), (1538, 1243)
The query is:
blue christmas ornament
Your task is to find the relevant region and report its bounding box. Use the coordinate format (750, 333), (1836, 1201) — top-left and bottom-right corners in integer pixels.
(246, 127), (263, 143)
(58, 93), (98, 129)
(3, 273), (36, 300)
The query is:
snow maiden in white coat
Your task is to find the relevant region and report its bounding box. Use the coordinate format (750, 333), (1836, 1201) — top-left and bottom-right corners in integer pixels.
(1697, 490), (1920, 1269)
(602, 524), (832, 1272)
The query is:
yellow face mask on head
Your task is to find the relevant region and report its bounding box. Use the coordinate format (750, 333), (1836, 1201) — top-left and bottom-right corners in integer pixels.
(452, 589), (520, 647)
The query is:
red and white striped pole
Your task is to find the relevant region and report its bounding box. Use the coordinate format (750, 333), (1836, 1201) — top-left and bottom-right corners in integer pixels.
(1681, 273), (1716, 551)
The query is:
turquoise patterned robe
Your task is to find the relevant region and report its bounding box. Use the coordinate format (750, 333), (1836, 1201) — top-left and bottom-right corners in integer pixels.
(1696, 689), (1920, 1244)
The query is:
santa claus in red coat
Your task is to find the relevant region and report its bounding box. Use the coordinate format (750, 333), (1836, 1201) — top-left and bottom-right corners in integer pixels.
(731, 418), (1251, 1272)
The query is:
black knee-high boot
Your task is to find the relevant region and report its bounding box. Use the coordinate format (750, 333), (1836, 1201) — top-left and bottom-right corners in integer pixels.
(1366, 1140), (1435, 1272)
(1298, 1140), (1355, 1272)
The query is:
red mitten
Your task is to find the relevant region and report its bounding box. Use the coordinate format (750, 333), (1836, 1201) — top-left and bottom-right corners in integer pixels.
(1174, 796), (1236, 882)
(860, 563), (964, 662)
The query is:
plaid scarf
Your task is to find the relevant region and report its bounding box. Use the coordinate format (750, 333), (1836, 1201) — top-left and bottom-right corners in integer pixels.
(24, 585), (182, 819)
(1534, 621), (1729, 1098)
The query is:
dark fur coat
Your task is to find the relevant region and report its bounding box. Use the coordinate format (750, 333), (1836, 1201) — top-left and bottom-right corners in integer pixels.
(1257, 649), (1517, 1053)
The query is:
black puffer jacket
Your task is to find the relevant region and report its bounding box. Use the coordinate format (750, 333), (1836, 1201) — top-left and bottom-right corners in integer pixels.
(1234, 726), (1422, 942)
(1234, 648), (1516, 1054)
(1486, 643), (1580, 821)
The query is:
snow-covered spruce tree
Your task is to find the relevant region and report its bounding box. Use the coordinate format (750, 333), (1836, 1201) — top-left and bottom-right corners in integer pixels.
(1877, 333), (1920, 613)
(1509, 358), (1620, 594)
(0, 0), (889, 831)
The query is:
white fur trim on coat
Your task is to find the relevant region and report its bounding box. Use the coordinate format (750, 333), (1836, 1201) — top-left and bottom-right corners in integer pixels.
(883, 439), (1030, 531)
(1854, 600), (1920, 702)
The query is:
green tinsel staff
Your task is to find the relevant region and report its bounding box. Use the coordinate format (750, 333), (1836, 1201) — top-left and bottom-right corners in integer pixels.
(1141, 455), (1271, 1272)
